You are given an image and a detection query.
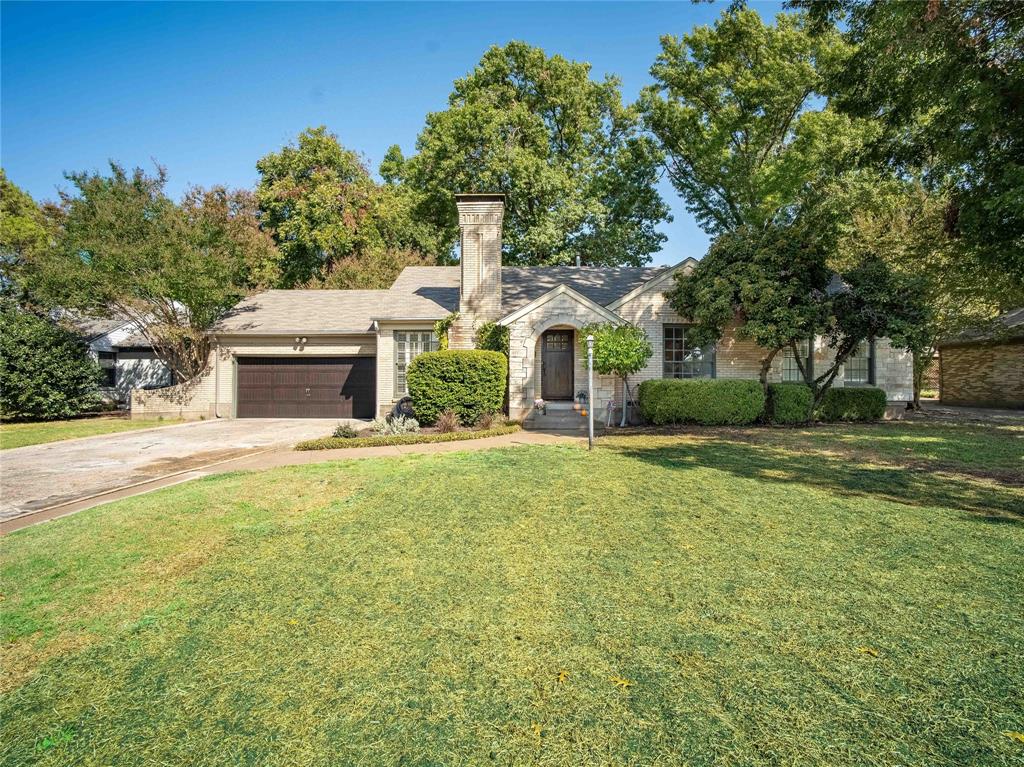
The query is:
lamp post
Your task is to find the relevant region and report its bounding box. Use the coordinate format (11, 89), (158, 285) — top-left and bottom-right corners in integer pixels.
(586, 334), (594, 451)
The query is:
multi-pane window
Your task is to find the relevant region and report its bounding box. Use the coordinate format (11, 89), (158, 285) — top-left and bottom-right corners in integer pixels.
(844, 340), (873, 385)
(782, 339), (813, 383)
(394, 331), (438, 395)
(97, 351), (117, 388)
(663, 325), (715, 379)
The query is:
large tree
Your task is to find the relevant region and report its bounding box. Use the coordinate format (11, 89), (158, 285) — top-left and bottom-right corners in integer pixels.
(392, 41), (670, 267)
(801, 0), (1024, 282)
(256, 126), (441, 287)
(640, 9), (867, 236)
(33, 164), (280, 380)
(0, 170), (50, 306)
(666, 210), (930, 416)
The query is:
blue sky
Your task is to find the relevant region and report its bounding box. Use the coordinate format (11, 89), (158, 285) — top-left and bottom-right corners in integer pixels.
(1, 1), (782, 265)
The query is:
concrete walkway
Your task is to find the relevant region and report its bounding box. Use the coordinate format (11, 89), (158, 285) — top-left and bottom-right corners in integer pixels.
(0, 430), (579, 533)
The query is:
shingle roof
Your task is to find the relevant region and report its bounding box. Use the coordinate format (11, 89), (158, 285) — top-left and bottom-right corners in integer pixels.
(212, 289), (452, 335)
(501, 266), (667, 311)
(67, 316), (128, 341)
(114, 332), (156, 350)
(939, 307), (1024, 345)
(214, 265), (671, 335)
(390, 265), (668, 313)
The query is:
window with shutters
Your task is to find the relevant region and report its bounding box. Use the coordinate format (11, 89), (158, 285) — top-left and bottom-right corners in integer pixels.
(394, 331), (438, 395)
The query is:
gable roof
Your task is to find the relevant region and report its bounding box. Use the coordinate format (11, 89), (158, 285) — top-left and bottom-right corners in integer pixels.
(66, 316), (130, 342)
(496, 284), (626, 327)
(390, 265), (668, 313)
(212, 289), (451, 335)
(605, 258), (698, 310)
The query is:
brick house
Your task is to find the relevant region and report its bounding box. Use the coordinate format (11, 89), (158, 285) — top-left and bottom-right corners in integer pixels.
(132, 194), (913, 421)
(937, 308), (1024, 409)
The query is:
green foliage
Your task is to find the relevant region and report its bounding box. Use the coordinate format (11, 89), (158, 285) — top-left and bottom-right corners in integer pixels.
(433, 312), (459, 351)
(641, 9), (866, 235)
(370, 415), (420, 436)
(0, 170), (49, 305)
(582, 323), (653, 379)
(815, 386), (887, 422)
(397, 42), (669, 266)
(767, 383), (814, 425)
(30, 164), (280, 380)
(407, 350), (507, 426)
(295, 423), (520, 450)
(256, 126), (443, 287)
(667, 218), (832, 356)
(475, 321), (510, 356)
(0, 305), (102, 420)
(807, 0), (1024, 281)
(637, 379), (765, 425)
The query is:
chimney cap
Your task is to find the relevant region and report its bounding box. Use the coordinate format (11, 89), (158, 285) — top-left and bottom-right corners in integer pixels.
(454, 193), (505, 204)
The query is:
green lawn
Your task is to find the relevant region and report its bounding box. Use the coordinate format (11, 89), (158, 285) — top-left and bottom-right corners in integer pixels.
(1, 422), (1022, 765)
(0, 416), (183, 450)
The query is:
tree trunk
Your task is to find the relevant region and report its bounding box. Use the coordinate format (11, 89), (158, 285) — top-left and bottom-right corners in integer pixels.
(759, 348), (780, 395)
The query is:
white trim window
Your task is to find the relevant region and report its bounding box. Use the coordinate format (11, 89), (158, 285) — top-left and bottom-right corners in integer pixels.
(97, 351), (117, 388)
(394, 331), (438, 396)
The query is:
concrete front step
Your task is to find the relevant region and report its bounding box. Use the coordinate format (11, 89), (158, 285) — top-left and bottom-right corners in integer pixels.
(523, 410), (604, 433)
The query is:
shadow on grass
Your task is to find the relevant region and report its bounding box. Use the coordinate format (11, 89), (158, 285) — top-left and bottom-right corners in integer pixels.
(609, 438), (1023, 522)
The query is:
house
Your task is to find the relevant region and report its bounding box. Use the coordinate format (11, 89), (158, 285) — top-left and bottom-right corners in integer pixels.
(70, 316), (173, 406)
(131, 194), (913, 421)
(936, 308), (1024, 409)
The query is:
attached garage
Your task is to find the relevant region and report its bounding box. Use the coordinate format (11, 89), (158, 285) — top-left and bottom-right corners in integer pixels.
(236, 357), (376, 418)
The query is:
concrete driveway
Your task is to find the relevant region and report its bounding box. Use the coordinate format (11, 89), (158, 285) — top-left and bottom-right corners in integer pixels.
(1, 419), (342, 523)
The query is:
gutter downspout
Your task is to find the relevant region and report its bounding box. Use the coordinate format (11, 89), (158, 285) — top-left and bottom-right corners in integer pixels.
(213, 337), (220, 418)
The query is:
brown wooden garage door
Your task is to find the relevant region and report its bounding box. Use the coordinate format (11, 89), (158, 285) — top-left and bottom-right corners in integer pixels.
(236, 357), (376, 418)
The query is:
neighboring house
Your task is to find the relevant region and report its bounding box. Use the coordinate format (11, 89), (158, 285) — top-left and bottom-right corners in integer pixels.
(71, 317), (173, 406)
(132, 194), (913, 421)
(937, 308), (1024, 409)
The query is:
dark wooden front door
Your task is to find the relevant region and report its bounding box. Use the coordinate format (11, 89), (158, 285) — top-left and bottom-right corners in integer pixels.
(236, 357), (376, 418)
(541, 330), (574, 400)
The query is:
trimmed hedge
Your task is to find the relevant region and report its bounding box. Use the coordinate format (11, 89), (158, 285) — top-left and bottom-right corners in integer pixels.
(295, 424), (521, 451)
(815, 386), (887, 422)
(407, 350), (507, 426)
(637, 379), (765, 425)
(767, 383), (813, 424)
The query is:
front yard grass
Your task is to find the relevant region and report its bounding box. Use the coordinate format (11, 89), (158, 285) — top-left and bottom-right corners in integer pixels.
(1, 421), (1021, 765)
(0, 416), (183, 450)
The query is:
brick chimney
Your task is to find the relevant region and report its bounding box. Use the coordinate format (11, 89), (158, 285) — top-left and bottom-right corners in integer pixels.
(449, 193), (504, 350)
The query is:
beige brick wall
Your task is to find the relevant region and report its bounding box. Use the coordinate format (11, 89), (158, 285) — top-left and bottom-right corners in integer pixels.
(131, 335), (376, 420)
(939, 341), (1024, 408)
(376, 322), (439, 416)
(451, 198), (504, 350)
(599, 281), (913, 402)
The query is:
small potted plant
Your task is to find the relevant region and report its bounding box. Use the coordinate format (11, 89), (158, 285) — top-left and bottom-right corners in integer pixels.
(533, 397), (546, 415)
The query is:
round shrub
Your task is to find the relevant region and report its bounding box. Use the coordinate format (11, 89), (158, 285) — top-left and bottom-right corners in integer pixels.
(815, 387), (887, 422)
(0, 306), (103, 420)
(637, 379), (765, 426)
(767, 383), (813, 424)
(407, 350), (507, 426)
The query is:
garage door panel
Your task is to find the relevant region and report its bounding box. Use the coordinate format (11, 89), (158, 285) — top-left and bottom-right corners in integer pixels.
(236, 357), (375, 418)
